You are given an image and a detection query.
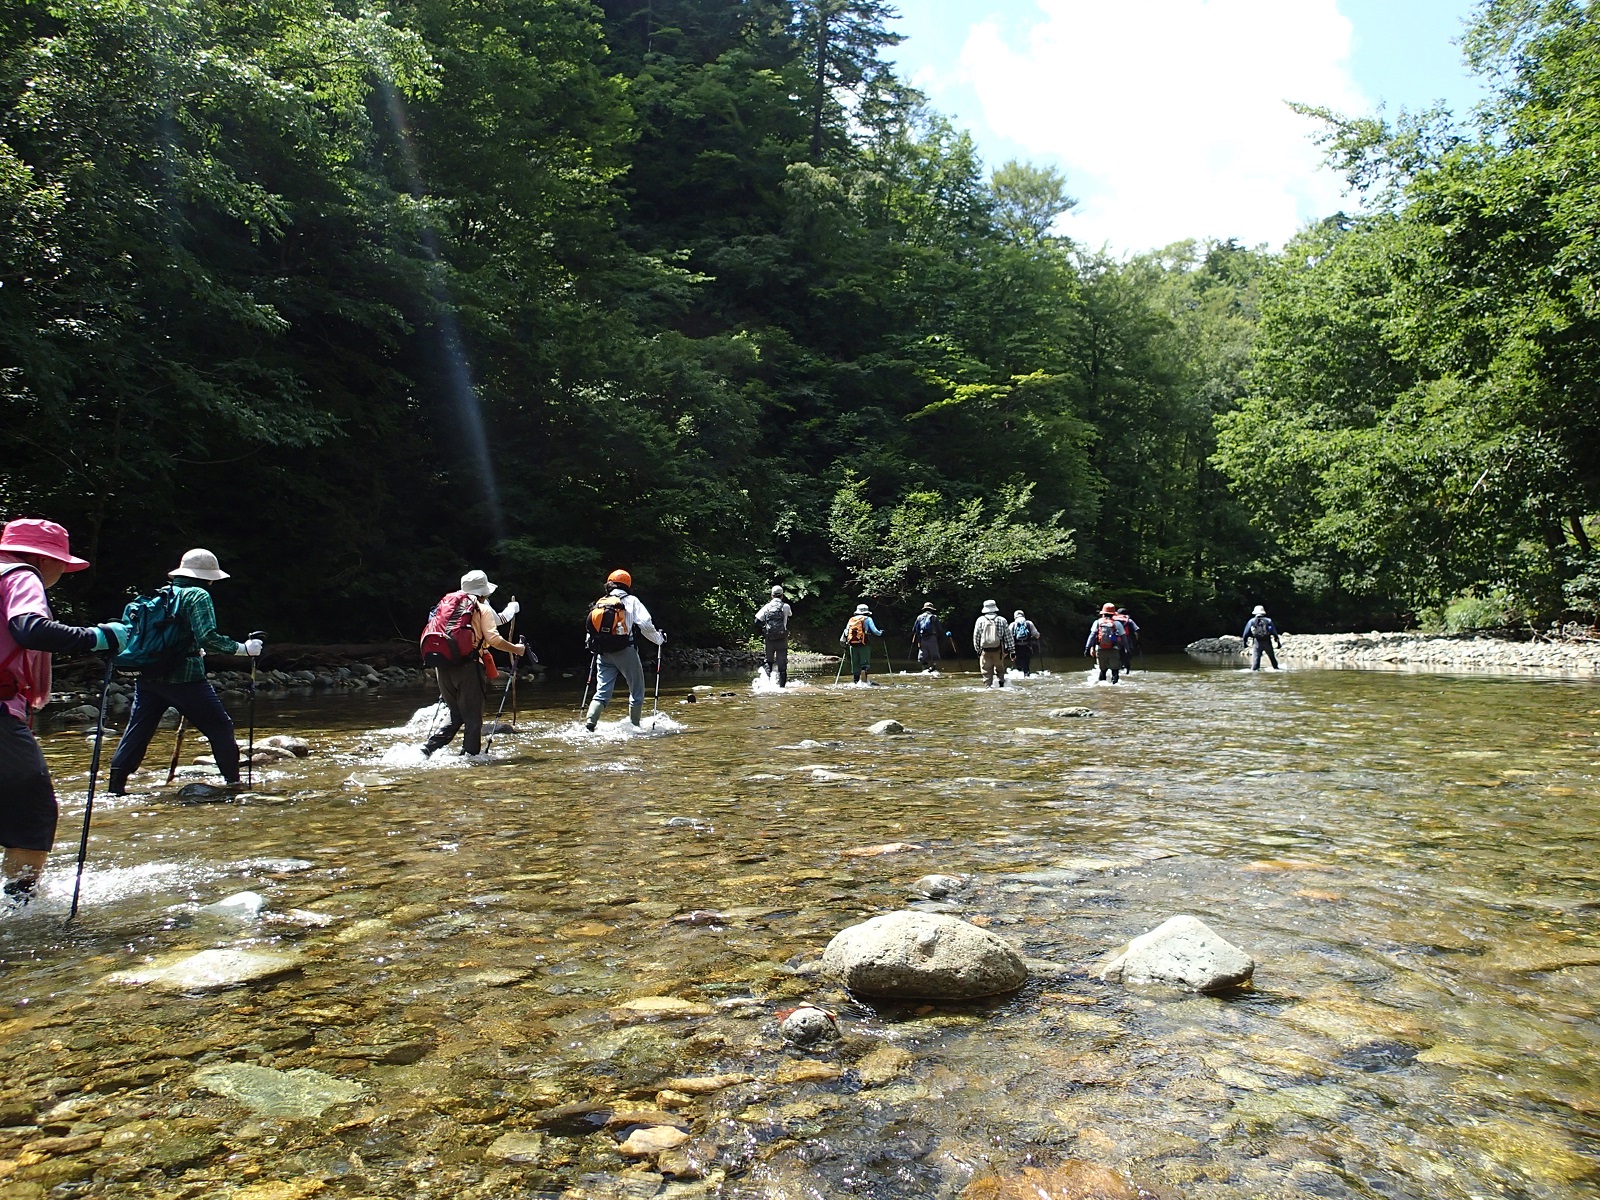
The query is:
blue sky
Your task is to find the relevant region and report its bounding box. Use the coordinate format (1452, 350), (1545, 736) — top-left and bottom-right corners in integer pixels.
(887, 0), (1486, 252)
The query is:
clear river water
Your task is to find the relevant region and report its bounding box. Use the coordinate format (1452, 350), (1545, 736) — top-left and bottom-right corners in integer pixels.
(1, 656), (1597, 1200)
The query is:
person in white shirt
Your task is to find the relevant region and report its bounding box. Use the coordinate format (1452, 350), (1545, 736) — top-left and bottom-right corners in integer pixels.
(584, 569), (665, 729)
(753, 585), (793, 687)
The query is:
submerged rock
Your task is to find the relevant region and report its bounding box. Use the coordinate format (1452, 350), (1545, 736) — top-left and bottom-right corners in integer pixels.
(822, 911), (1028, 999)
(192, 1062), (365, 1118)
(868, 719), (906, 735)
(778, 1002), (839, 1045)
(910, 873), (967, 899)
(1048, 707), (1095, 718)
(262, 735), (311, 757)
(1096, 914), (1254, 992)
(486, 1131), (546, 1163)
(197, 891), (267, 919)
(108, 947), (303, 992)
(175, 782), (241, 804)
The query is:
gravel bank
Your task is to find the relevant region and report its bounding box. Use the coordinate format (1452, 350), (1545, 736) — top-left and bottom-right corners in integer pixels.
(1186, 632), (1600, 675)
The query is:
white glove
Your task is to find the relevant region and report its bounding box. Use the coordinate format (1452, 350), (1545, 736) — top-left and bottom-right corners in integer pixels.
(498, 598), (520, 624)
(239, 637), (263, 657)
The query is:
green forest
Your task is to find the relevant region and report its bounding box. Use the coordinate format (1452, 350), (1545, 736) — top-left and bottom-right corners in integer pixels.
(5, 0), (1599, 656)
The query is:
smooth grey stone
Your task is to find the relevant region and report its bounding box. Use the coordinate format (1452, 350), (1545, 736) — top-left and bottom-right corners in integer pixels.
(1096, 914), (1255, 992)
(822, 911), (1028, 999)
(868, 719), (906, 735)
(1048, 707), (1096, 718)
(108, 947), (303, 992)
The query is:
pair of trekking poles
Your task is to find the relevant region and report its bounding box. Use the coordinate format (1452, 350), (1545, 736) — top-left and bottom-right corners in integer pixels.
(68, 629), (266, 923)
(833, 633), (898, 683)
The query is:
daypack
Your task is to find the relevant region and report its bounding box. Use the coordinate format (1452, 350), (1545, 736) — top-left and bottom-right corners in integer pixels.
(0, 563), (42, 702)
(1249, 615), (1274, 641)
(586, 594), (633, 653)
(843, 614), (868, 645)
(115, 585), (191, 672)
(1093, 617), (1122, 650)
(755, 599), (788, 635)
(1013, 619), (1036, 645)
(978, 615), (1006, 650)
(913, 612), (937, 638)
(420, 591), (480, 666)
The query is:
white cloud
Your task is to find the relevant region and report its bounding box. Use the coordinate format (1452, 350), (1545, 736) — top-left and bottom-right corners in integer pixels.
(959, 0), (1369, 252)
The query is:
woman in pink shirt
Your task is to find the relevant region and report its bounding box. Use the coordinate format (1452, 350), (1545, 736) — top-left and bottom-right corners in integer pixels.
(0, 519), (125, 906)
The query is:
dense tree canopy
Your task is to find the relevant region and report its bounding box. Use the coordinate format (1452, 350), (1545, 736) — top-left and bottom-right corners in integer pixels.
(5, 0), (1594, 655)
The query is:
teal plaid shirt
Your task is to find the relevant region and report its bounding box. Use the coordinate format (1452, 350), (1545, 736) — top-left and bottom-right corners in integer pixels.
(157, 583), (242, 683)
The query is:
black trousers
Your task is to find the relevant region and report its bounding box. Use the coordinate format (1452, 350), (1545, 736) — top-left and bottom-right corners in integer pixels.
(0, 712), (56, 851)
(425, 659), (487, 755)
(112, 679), (240, 782)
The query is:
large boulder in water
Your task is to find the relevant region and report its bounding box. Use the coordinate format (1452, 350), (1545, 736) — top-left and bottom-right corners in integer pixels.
(1096, 914), (1254, 992)
(822, 911), (1027, 999)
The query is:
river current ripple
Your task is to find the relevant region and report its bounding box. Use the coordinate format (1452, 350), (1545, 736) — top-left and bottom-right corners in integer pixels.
(1, 656), (1597, 1198)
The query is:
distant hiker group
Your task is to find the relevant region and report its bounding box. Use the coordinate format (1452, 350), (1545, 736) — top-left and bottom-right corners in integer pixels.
(1084, 604), (1141, 683)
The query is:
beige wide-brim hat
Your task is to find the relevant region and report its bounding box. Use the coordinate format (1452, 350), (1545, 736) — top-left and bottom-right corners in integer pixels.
(461, 570), (497, 597)
(981, 600), (999, 614)
(169, 548), (230, 580)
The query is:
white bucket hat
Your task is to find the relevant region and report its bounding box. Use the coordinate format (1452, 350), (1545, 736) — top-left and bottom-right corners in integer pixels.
(169, 548), (230, 580)
(854, 603), (871, 615)
(981, 599), (999, 614)
(460, 569), (498, 597)
(1252, 604), (1267, 616)
(1014, 610), (1025, 619)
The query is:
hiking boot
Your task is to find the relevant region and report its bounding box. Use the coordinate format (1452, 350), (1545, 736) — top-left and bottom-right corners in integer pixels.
(108, 768), (129, 796)
(2, 876), (37, 909)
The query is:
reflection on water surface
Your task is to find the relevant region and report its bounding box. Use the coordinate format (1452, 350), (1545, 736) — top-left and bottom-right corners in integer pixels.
(2, 657), (1598, 1198)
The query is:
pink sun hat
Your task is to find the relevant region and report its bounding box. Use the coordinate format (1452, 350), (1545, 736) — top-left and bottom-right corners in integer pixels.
(0, 518), (91, 571)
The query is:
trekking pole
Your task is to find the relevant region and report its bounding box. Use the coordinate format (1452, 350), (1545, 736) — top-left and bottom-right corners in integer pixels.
(880, 635), (893, 675)
(651, 644), (663, 721)
(165, 717), (188, 785)
(508, 615), (518, 731)
(833, 648), (847, 684)
(67, 655), (116, 923)
(578, 653), (597, 716)
(484, 660), (516, 753)
(245, 631), (265, 788)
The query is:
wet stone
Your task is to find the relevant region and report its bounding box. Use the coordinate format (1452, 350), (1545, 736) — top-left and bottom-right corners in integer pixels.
(1096, 914), (1254, 992)
(867, 719), (905, 735)
(107, 948), (304, 992)
(191, 1062), (366, 1118)
(486, 1131), (546, 1162)
(909, 873), (966, 899)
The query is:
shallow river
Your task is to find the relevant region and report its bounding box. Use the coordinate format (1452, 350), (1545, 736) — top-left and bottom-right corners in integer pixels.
(2, 657), (1598, 1199)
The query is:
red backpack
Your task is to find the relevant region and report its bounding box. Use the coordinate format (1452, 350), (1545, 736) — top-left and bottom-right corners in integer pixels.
(1094, 617), (1122, 649)
(420, 592), (480, 666)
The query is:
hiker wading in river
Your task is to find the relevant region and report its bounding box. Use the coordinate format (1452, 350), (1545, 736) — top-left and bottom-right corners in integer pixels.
(911, 602), (945, 671)
(973, 599), (1015, 687)
(0, 520), (128, 905)
(584, 569), (665, 730)
(1244, 604), (1282, 671)
(421, 570), (527, 757)
(109, 550), (262, 794)
(754, 585), (793, 687)
(840, 604), (883, 684)
(1084, 602), (1129, 684)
